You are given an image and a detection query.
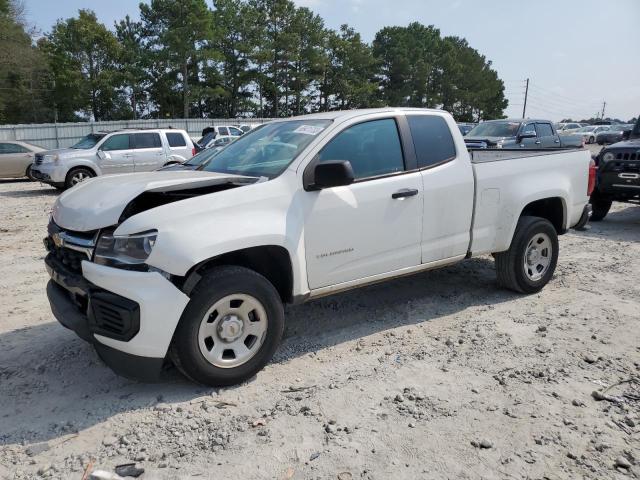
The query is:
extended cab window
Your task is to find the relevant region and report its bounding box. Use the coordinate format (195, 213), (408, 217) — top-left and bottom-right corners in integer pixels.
(536, 123), (554, 137)
(166, 132), (187, 147)
(101, 134), (131, 151)
(407, 115), (456, 168)
(318, 119), (404, 180)
(133, 133), (162, 149)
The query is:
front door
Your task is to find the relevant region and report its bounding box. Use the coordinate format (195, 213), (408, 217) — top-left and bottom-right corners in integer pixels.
(519, 122), (540, 148)
(132, 132), (166, 171)
(304, 118), (423, 290)
(98, 134), (135, 174)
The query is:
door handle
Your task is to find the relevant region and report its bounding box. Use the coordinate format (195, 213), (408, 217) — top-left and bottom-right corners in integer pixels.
(554, 139), (560, 143)
(392, 188), (419, 199)
(535, 140), (541, 145)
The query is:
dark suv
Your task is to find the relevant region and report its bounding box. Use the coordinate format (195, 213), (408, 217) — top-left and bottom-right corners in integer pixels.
(590, 116), (640, 220)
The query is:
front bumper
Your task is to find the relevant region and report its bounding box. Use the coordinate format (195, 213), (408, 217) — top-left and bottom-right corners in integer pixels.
(45, 254), (190, 381)
(31, 163), (68, 184)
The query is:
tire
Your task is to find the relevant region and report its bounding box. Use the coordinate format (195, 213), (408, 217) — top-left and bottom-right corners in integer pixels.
(589, 194), (612, 221)
(494, 216), (559, 294)
(25, 164), (35, 181)
(588, 136), (595, 144)
(65, 167), (95, 189)
(170, 266), (284, 386)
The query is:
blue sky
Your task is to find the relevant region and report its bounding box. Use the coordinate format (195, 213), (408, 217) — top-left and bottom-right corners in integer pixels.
(24, 0), (640, 121)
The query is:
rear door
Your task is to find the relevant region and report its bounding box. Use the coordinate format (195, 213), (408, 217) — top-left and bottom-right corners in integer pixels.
(98, 134), (135, 174)
(536, 122), (559, 148)
(407, 114), (475, 263)
(304, 117), (423, 289)
(165, 131), (191, 159)
(132, 132), (165, 171)
(0, 142), (32, 177)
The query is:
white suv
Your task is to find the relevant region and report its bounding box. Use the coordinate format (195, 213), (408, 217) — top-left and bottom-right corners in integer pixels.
(31, 129), (195, 190)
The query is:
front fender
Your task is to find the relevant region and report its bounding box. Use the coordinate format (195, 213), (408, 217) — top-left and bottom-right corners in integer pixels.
(64, 158), (103, 176)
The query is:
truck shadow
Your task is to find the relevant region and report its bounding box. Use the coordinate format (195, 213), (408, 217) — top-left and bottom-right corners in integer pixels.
(575, 204), (640, 243)
(0, 182), (58, 198)
(0, 257), (514, 446)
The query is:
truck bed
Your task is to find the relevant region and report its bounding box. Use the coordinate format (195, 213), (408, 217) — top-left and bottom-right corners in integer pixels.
(468, 147), (591, 255)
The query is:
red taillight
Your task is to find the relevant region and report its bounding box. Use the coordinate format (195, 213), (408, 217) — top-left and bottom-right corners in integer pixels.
(192, 147), (196, 156)
(587, 158), (596, 196)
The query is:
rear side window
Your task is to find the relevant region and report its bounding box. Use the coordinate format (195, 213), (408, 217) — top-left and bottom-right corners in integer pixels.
(407, 115), (456, 168)
(318, 118), (405, 180)
(101, 134), (131, 151)
(218, 127), (229, 136)
(166, 132), (187, 147)
(536, 123), (554, 137)
(0, 142), (29, 153)
(133, 133), (162, 149)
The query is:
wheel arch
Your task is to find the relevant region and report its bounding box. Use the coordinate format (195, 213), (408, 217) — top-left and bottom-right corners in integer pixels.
(180, 245), (294, 303)
(519, 196), (566, 234)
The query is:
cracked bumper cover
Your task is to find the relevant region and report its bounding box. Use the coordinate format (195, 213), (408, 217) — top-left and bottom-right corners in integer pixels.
(46, 258), (190, 381)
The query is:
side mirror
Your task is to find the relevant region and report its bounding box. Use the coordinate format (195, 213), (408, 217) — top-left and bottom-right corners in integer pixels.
(517, 131), (537, 142)
(97, 150), (111, 160)
(310, 160), (355, 190)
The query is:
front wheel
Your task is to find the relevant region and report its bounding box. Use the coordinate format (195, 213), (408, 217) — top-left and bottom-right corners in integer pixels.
(65, 167), (95, 189)
(588, 136), (595, 144)
(170, 266), (284, 386)
(494, 216), (559, 294)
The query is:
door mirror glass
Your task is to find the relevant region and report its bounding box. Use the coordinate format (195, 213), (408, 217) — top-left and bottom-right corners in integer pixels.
(312, 160), (354, 189)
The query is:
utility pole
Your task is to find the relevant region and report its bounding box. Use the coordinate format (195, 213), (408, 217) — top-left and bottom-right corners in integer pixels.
(522, 78), (529, 119)
(600, 101), (606, 120)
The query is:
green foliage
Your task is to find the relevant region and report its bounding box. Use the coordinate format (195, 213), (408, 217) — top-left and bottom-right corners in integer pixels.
(0, 0), (508, 123)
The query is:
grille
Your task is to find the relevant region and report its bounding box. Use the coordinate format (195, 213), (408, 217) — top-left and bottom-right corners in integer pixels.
(616, 152), (639, 161)
(48, 242), (88, 274)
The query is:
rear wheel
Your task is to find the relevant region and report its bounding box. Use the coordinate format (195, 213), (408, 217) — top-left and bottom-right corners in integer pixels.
(495, 216), (559, 294)
(65, 167), (94, 189)
(590, 194), (612, 221)
(170, 266), (284, 386)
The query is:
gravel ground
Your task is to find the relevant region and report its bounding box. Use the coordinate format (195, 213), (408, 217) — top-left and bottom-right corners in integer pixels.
(0, 168), (638, 479)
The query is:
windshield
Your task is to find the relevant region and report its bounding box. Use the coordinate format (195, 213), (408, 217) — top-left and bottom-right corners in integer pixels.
(72, 133), (106, 149)
(184, 147), (226, 166)
(467, 121), (521, 137)
(201, 120), (331, 178)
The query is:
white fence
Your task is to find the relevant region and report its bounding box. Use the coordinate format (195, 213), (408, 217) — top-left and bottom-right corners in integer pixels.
(0, 118), (271, 150)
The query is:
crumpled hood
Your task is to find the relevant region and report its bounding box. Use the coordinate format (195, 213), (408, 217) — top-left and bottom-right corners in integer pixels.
(52, 171), (254, 232)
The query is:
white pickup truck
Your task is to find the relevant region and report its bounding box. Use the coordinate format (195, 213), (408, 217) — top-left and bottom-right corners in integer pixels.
(44, 108), (594, 386)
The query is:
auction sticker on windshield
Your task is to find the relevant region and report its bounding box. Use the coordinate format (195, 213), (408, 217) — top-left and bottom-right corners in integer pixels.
(293, 125), (325, 135)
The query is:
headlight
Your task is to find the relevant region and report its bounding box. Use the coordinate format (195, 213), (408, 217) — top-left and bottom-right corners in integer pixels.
(41, 154), (59, 164)
(602, 152), (615, 162)
(94, 230), (157, 268)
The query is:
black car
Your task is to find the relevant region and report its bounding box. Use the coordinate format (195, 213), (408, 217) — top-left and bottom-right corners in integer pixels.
(596, 124), (634, 145)
(590, 116), (640, 221)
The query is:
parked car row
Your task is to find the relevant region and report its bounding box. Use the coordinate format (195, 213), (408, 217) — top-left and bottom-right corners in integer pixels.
(463, 118), (584, 149)
(0, 123), (264, 188)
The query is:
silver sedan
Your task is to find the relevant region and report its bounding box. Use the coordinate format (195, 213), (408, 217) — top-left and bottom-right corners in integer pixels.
(0, 140), (45, 179)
